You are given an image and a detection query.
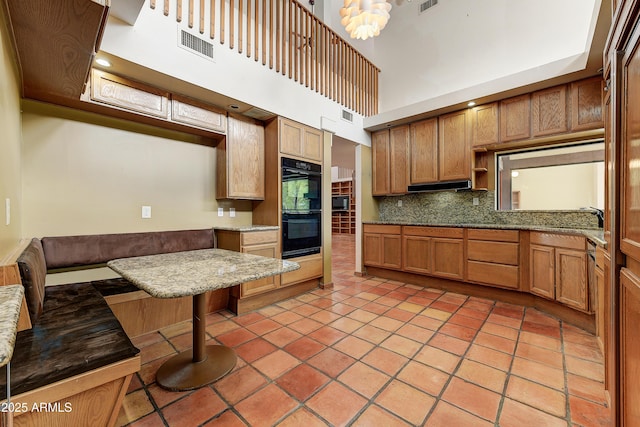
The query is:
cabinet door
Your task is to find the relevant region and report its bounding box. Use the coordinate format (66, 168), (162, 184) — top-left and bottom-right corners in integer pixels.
(363, 233), (383, 266)
(570, 77), (604, 131)
(402, 235), (431, 274)
(500, 94), (531, 142)
(555, 248), (589, 311)
(620, 267), (640, 426)
(438, 110), (470, 181)
(381, 234), (402, 269)
(595, 262), (605, 352)
(303, 127), (323, 162)
(530, 244), (555, 299)
(531, 85), (568, 137)
(431, 238), (464, 280)
(470, 102), (499, 147)
(219, 115), (265, 200)
(241, 244), (279, 297)
(389, 125), (410, 194)
(410, 118), (438, 184)
(371, 130), (391, 196)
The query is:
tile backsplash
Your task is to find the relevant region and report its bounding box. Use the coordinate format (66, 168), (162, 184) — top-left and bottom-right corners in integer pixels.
(377, 191), (600, 229)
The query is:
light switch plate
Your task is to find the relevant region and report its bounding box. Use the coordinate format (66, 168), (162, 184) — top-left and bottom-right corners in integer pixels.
(230, 208), (236, 218)
(142, 206), (152, 219)
(473, 198), (479, 206)
(5, 198), (10, 226)
(218, 207), (224, 217)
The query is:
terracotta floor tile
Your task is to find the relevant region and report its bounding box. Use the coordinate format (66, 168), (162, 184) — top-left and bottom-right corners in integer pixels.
(328, 302), (358, 316)
(395, 323), (435, 343)
(492, 304), (525, 320)
(515, 342), (564, 369)
(139, 340), (176, 364)
(397, 360), (449, 397)
(202, 409), (248, 427)
(442, 376), (501, 422)
(376, 296), (402, 307)
(271, 311), (304, 325)
(429, 300), (460, 313)
(506, 376), (567, 418)
(234, 337), (277, 363)
(518, 330), (562, 352)
(159, 321), (192, 339)
(308, 347), (357, 378)
(356, 291), (380, 301)
(362, 347), (409, 376)
(361, 301), (390, 315)
(213, 366), (268, 404)
(291, 303), (322, 317)
(567, 373), (608, 405)
(277, 408), (329, 427)
(308, 325), (348, 346)
(329, 317), (366, 334)
(138, 354), (174, 385)
(385, 307), (416, 322)
(131, 331), (165, 349)
(465, 344), (513, 372)
(162, 387), (227, 427)
(306, 382), (368, 427)
(455, 359), (507, 393)
(425, 401), (493, 427)
(276, 364), (330, 401)
(385, 290), (410, 301)
(205, 319), (241, 338)
(346, 308), (379, 323)
(234, 384), (298, 427)
(233, 312), (266, 326)
(375, 380), (435, 425)
(564, 341), (604, 363)
(245, 318), (281, 336)
(566, 355), (605, 382)
(333, 335), (375, 359)
(409, 314), (444, 331)
(216, 328), (258, 348)
(380, 334), (422, 358)
(352, 324), (392, 344)
(480, 321), (519, 340)
(117, 389), (155, 426)
(413, 345), (461, 374)
(262, 327), (303, 347)
(288, 317), (324, 334)
(499, 398), (568, 427)
(147, 383), (192, 409)
(252, 349), (300, 379)
(569, 394), (612, 426)
(338, 361), (391, 398)
(406, 295), (435, 306)
(486, 313), (523, 329)
(521, 321), (561, 339)
(369, 316), (405, 332)
(448, 312), (485, 329)
(422, 308), (452, 321)
(283, 336), (326, 360)
(343, 296), (371, 308)
(127, 374), (143, 394)
(167, 332), (193, 352)
(510, 357), (565, 390)
(563, 325), (601, 347)
(463, 298), (494, 312)
(309, 297), (336, 309)
(256, 305), (285, 318)
(439, 323), (478, 342)
(351, 404), (412, 427)
(524, 308), (560, 327)
(309, 308), (343, 325)
(474, 331), (517, 354)
(456, 307), (490, 321)
(429, 332), (471, 356)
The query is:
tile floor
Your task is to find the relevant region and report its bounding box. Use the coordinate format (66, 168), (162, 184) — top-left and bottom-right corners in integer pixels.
(117, 234), (611, 426)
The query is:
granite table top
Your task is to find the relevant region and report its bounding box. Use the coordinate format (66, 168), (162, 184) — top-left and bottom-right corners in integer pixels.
(214, 225), (279, 232)
(0, 285), (25, 368)
(108, 249), (299, 298)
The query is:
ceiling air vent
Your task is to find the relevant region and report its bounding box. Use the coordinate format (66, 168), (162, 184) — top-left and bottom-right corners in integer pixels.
(341, 109), (353, 123)
(420, 0), (438, 14)
(178, 29), (215, 61)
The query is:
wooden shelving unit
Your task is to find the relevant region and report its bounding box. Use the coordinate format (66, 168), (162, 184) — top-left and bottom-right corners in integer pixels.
(331, 180), (356, 235)
(472, 148), (491, 191)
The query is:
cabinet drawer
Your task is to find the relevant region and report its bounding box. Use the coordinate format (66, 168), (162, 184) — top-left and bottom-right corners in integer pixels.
(363, 224), (401, 235)
(281, 253), (323, 286)
(468, 241), (519, 265)
(530, 232), (586, 250)
(403, 226), (464, 238)
(467, 229), (519, 242)
(467, 261), (520, 289)
(241, 230), (279, 246)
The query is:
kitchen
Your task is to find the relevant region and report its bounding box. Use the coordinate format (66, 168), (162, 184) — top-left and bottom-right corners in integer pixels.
(0, 0), (635, 426)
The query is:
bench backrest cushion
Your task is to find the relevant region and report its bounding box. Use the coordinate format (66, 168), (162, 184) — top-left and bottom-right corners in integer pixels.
(41, 228), (215, 270)
(16, 238), (47, 322)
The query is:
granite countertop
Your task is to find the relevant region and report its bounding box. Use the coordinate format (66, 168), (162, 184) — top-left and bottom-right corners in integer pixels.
(363, 221), (606, 246)
(108, 248), (299, 298)
(214, 225), (279, 232)
(0, 284), (25, 367)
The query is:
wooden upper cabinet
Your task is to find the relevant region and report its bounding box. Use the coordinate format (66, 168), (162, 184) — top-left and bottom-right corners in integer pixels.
(389, 125), (410, 193)
(216, 114), (265, 200)
(470, 102), (499, 147)
(438, 110), (470, 181)
(571, 77), (604, 131)
(532, 85), (568, 137)
(171, 95), (227, 134)
(410, 118), (438, 184)
(500, 94), (531, 142)
(279, 118), (322, 162)
(372, 130), (391, 196)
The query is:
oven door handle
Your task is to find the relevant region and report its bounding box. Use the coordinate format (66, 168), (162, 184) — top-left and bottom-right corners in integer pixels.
(282, 167), (322, 177)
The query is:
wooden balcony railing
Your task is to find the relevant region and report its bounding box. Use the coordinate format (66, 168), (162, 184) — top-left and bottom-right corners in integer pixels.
(149, 0), (379, 116)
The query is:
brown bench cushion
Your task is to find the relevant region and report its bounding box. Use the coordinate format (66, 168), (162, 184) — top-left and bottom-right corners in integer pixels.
(41, 228), (215, 270)
(16, 238), (47, 322)
(0, 282), (139, 399)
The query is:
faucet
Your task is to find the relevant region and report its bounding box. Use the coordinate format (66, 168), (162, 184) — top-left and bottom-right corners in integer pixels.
(589, 207), (604, 228)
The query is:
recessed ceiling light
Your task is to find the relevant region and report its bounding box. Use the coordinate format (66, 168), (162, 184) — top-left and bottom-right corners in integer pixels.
(228, 104), (240, 110)
(467, 101), (476, 107)
(95, 58), (111, 67)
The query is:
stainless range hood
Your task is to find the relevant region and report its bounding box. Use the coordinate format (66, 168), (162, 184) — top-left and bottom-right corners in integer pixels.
(407, 180), (472, 193)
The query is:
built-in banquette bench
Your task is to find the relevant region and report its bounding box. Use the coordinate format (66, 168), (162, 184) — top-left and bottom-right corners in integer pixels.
(0, 228), (224, 427)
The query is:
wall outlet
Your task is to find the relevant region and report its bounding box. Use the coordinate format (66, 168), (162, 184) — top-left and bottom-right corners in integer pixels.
(141, 206), (152, 218)
(5, 198), (10, 226)
(229, 208), (236, 218)
(397, 199), (403, 207)
(218, 207), (224, 217)
(472, 197), (479, 206)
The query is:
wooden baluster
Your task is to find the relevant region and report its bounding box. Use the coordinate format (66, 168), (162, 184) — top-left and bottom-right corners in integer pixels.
(276, 0), (281, 73)
(164, 0), (169, 16)
(305, 11), (309, 88)
(210, 0), (216, 39)
(220, 0), (225, 44)
(151, 0), (156, 9)
(293, 2), (298, 82)
(240, 0), (245, 54)
(254, 0), (259, 61)
(188, 0), (194, 27)
(230, 0), (234, 50)
(288, 0), (293, 79)
(177, 0), (182, 22)
(315, 20), (320, 93)
(262, 0), (267, 65)
(269, 0), (273, 68)
(199, 0), (205, 33)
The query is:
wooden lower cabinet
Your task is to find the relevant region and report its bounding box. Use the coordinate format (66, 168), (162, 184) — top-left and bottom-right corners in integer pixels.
(281, 252), (323, 287)
(466, 229), (520, 289)
(363, 225), (402, 270)
(529, 232), (590, 312)
(620, 267), (640, 426)
(400, 227), (464, 280)
(432, 238), (464, 280)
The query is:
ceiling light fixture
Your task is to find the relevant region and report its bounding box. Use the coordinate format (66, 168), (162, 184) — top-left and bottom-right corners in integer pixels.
(340, 0), (392, 41)
(95, 58), (111, 67)
(467, 101), (476, 107)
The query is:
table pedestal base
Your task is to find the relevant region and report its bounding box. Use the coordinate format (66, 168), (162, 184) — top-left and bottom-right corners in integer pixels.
(156, 345), (237, 391)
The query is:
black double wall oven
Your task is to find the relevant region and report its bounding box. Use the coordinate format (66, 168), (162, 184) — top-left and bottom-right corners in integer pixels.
(281, 157), (322, 259)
